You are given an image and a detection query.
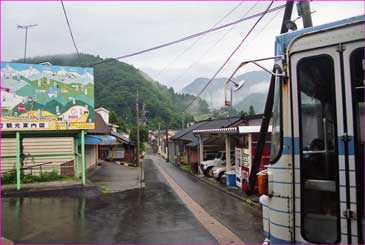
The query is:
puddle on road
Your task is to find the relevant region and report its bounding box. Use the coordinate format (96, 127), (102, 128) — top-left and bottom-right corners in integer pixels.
(2, 188), (145, 244)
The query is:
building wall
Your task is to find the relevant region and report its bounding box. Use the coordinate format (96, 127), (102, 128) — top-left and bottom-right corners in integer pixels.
(1, 137), (74, 175)
(188, 148), (199, 164)
(85, 145), (97, 169)
(95, 109), (109, 124)
(1, 137), (100, 176)
(168, 141), (175, 162)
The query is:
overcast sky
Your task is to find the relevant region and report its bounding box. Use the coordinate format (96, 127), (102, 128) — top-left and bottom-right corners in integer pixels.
(1, 1), (363, 91)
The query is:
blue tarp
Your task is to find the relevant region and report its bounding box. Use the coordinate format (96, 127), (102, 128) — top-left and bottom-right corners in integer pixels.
(78, 135), (116, 145)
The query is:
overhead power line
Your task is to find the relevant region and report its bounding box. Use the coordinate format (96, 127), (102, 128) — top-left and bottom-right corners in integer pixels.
(165, 2), (259, 87)
(61, 0), (81, 62)
(88, 3), (285, 67)
(155, 2), (244, 79)
(183, 1), (275, 113)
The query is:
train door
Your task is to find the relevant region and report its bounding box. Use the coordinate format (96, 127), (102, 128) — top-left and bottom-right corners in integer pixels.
(290, 42), (362, 244)
(342, 42), (364, 244)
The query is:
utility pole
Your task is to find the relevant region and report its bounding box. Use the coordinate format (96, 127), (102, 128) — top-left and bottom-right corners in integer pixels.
(165, 127), (169, 162)
(141, 101), (146, 126)
(158, 123), (161, 147)
(136, 91), (140, 167)
(182, 112), (185, 129)
(297, 2), (313, 28)
(17, 24), (38, 63)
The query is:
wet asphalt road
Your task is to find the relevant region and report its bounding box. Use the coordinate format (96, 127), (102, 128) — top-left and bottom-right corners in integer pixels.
(2, 154), (264, 244)
(149, 154), (265, 244)
(2, 159), (216, 244)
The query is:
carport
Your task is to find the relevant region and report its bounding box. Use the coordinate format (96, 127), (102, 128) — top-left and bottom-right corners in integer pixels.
(193, 125), (272, 189)
(193, 127), (239, 175)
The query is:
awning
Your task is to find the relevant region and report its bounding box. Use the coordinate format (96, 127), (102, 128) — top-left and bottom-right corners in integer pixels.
(238, 126), (272, 134)
(192, 125), (272, 135)
(193, 127), (238, 135)
(78, 135), (117, 145)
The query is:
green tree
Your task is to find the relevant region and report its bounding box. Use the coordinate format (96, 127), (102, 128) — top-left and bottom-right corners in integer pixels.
(109, 110), (128, 133)
(249, 105), (255, 115)
(240, 110), (248, 117)
(129, 126), (148, 152)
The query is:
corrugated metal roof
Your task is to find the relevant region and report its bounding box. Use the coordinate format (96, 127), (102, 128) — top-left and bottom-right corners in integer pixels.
(171, 120), (207, 140)
(175, 117), (243, 147)
(110, 131), (134, 145)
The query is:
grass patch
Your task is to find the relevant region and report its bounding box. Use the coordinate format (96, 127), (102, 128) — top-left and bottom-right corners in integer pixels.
(1, 171), (79, 185)
(179, 164), (192, 173)
(100, 185), (111, 194)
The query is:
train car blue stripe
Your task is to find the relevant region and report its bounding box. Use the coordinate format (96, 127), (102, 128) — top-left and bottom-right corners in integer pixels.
(338, 135), (355, 155)
(282, 136), (355, 156)
(269, 235), (292, 244)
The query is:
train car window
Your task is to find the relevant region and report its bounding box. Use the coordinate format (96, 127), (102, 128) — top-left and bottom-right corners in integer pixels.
(350, 47), (364, 244)
(270, 75), (282, 163)
(297, 55), (340, 244)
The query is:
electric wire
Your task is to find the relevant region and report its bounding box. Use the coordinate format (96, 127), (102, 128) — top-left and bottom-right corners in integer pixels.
(88, 3), (285, 67)
(220, 5), (284, 75)
(61, 0), (81, 63)
(155, 2), (244, 79)
(165, 2), (259, 87)
(183, 1), (275, 113)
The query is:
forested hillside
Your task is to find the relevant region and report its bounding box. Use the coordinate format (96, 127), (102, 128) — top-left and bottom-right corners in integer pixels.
(18, 53), (209, 130)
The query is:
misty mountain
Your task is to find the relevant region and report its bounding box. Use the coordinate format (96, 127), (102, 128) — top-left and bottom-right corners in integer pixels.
(235, 93), (267, 114)
(181, 70), (270, 113)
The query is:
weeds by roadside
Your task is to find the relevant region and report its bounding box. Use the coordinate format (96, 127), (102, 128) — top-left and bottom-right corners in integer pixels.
(1, 171), (79, 185)
(179, 164), (192, 173)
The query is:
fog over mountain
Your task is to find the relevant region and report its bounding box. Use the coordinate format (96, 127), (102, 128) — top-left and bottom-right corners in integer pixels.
(181, 70), (270, 113)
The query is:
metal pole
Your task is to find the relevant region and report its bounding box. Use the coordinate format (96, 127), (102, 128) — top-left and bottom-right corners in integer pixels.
(158, 123), (160, 147)
(225, 134), (231, 173)
(16, 132), (21, 190)
(165, 127), (169, 162)
(198, 135), (203, 176)
(74, 136), (79, 177)
(17, 24), (37, 63)
(247, 1), (294, 195)
(297, 2), (313, 28)
(136, 91), (140, 167)
(81, 130), (86, 185)
(24, 28), (28, 63)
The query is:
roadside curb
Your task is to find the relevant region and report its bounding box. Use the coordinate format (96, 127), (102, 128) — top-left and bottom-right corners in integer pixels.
(168, 160), (260, 209)
(2, 180), (97, 197)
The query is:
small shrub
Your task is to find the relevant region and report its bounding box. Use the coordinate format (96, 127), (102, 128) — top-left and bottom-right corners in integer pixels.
(1, 171), (17, 185)
(2, 170), (79, 185)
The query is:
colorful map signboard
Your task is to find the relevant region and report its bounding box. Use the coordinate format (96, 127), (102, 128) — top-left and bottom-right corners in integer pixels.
(1, 62), (95, 131)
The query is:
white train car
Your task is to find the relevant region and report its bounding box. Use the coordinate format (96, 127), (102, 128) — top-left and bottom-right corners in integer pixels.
(260, 15), (364, 244)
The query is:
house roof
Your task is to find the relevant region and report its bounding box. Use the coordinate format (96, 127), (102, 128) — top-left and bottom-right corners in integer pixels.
(172, 117), (243, 146)
(95, 107), (110, 114)
(170, 120), (207, 140)
(111, 131), (134, 146)
(89, 112), (109, 134)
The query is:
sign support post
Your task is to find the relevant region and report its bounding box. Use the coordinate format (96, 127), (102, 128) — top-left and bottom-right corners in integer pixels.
(74, 136), (79, 177)
(81, 130), (86, 185)
(16, 132), (21, 190)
